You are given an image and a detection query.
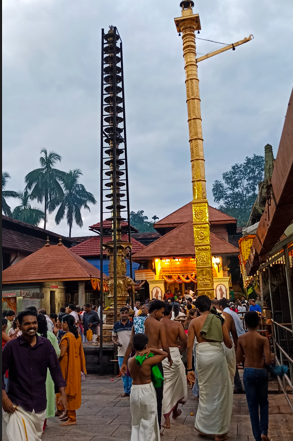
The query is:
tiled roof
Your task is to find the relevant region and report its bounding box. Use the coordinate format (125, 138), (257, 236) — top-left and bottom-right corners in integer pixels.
(89, 221), (138, 233)
(69, 236), (96, 245)
(2, 243), (103, 284)
(2, 215), (72, 246)
(132, 221), (239, 261)
(70, 235), (145, 257)
(131, 232), (161, 240)
(2, 228), (47, 254)
(154, 203), (237, 229)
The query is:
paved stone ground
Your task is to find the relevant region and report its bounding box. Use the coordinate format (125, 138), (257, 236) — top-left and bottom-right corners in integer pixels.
(2, 374), (293, 441)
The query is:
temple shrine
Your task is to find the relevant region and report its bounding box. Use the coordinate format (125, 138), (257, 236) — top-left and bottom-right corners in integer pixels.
(2, 238), (105, 312)
(133, 203), (240, 299)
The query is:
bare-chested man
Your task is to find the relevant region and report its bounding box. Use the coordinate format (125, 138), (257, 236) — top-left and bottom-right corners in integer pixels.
(236, 311), (271, 441)
(187, 295), (233, 441)
(161, 304), (187, 429)
(121, 300), (171, 429)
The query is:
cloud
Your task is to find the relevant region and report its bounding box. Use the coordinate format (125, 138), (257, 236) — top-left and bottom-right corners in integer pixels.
(3, 0), (293, 236)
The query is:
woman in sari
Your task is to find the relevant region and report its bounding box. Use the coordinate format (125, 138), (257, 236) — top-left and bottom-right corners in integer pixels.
(56, 314), (86, 426)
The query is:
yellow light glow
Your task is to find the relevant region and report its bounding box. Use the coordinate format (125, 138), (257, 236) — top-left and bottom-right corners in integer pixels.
(154, 258), (162, 280)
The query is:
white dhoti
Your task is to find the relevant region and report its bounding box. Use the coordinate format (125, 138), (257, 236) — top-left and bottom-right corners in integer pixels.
(130, 382), (160, 441)
(195, 342), (233, 436)
(223, 342), (236, 385)
(3, 406), (46, 441)
(162, 346), (187, 418)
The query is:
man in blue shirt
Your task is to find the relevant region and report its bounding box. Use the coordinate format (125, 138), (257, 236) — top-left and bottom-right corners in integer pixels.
(112, 307), (133, 397)
(249, 299), (262, 313)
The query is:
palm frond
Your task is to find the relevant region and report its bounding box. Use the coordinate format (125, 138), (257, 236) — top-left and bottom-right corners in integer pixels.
(2, 172), (11, 188)
(25, 168), (44, 187)
(74, 206), (83, 228)
(55, 201), (66, 225)
(2, 198), (12, 216)
(2, 190), (19, 198)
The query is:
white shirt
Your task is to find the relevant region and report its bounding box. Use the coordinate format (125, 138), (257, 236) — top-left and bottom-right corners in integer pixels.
(224, 307), (245, 336)
(45, 315), (54, 332)
(238, 305), (247, 313)
(70, 311), (79, 325)
(134, 307), (140, 317)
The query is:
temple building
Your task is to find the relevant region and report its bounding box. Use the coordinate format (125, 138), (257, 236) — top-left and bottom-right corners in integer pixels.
(243, 91), (293, 320)
(70, 220), (145, 276)
(2, 215), (74, 270)
(132, 204), (240, 300)
(2, 239), (104, 313)
(242, 91), (293, 404)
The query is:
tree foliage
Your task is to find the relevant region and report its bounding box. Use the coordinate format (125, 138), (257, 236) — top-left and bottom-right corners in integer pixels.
(12, 190), (45, 226)
(25, 149), (66, 229)
(212, 154), (264, 227)
(49, 169), (96, 237)
(130, 210), (158, 233)
(2, 172), (18, 216)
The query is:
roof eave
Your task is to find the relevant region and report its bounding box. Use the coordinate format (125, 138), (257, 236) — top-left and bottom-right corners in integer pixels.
(2, 276), (107, 284)
(133, 250), (239, 261)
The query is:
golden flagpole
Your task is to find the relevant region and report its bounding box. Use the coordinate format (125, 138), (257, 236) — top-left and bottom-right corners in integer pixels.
(175, 1), (214, 298)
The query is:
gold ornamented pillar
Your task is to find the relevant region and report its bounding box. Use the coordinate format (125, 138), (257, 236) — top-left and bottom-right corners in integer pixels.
(175, 1), (214, 298)
(104, 242), (135, 322)
(102, 242), (135, 342)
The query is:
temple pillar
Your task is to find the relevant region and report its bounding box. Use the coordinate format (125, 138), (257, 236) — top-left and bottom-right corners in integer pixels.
(78, 282), (85, 307)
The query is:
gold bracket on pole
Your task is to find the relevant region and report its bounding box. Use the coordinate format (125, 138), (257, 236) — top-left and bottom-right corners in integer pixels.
(196, 35), (254, 63)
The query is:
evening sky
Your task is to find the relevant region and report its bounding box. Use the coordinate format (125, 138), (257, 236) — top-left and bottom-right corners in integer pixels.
(3, 0), (293, 236)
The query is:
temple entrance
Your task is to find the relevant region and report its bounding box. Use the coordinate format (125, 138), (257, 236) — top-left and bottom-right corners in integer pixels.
(50, 291), (56, 313)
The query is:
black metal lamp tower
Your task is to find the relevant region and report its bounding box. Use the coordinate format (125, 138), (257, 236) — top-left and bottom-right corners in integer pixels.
(99, 26), (133, 374)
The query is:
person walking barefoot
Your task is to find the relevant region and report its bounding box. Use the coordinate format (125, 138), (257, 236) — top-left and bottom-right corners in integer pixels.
(161, 304), (187, 429)
(128, 333), (168, 441)
(236, 312), (271, 441)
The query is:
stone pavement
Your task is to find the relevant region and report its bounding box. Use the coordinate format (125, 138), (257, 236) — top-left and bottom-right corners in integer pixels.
(2, 374), (293, 441)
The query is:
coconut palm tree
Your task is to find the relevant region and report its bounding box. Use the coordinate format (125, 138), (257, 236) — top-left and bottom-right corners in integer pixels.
(2, 172), (18, 216)
(49, 169), (96, 237)
(152, 215), (159, 222)
(25, 149), (66, 229)
(12, 190), (45, 226)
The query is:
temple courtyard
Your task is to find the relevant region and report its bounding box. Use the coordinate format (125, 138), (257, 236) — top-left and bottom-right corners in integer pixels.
(2, 374), (292, 441)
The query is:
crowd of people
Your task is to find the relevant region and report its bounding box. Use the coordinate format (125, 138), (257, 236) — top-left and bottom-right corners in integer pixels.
(113, 293), (270, 441)
(2, 293), (271, 441)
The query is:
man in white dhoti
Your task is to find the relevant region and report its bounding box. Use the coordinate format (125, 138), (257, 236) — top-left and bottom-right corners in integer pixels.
(128, 333), (168, 441)
(2, 310), (67, 441)
(187, 295), (233, 441)
(211, 299), (238, 385)
(161, 304), (187, 429)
